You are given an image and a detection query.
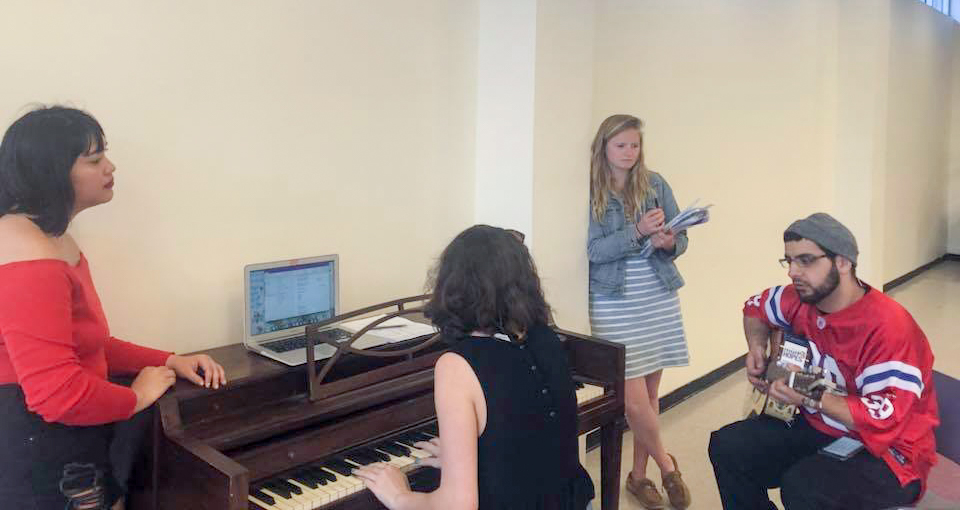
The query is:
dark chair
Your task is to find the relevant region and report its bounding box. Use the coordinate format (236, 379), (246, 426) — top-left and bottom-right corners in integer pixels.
(886, 370), (960, 509)
(930, 370), (960, 464)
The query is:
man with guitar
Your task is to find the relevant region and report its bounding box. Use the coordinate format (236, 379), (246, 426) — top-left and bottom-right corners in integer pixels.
(708, 213), (939, 510)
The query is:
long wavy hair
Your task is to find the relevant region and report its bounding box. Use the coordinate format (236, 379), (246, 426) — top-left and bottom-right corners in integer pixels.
(589, 114), (652, 222)
(424, 225), (549, 342)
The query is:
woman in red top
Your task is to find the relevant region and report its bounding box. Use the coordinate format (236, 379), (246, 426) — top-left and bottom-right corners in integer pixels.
(0, 106), (226, 510)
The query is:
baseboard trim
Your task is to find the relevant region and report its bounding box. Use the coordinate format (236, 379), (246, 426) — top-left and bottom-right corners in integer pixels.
(660, 354), (747, 411)
(883, 255), (950, 293)
(586, 354), (746, 452)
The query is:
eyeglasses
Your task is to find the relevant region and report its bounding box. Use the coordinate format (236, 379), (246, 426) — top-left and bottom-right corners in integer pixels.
(779, 254), (828, 269)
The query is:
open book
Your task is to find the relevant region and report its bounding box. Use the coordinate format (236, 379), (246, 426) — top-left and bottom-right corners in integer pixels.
(639, 200), (712, 257)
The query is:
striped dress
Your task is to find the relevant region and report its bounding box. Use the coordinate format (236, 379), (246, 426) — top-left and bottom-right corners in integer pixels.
(589, 254), (689, 380)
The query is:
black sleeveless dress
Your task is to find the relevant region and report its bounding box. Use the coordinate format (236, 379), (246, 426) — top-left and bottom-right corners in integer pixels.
(447, 323), (594, 510)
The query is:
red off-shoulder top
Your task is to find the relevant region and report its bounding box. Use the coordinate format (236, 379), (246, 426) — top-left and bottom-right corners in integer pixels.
(0, 255), (171, 425)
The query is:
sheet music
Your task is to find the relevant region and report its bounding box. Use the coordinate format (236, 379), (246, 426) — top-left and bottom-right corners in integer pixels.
(639, 200), (712, 257)
(340, 314), (438, 343)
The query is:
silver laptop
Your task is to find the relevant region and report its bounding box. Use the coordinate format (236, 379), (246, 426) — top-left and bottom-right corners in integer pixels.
(242, 254), (365, 366)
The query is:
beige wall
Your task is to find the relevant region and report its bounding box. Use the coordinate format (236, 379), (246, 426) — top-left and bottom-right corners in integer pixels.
(0, 1), (478, 354)
(949, 29), (960, 255)
(531, 0), (595, 334)
(882, 0), (955, 280)
(2, 1), (957, 392)
(587, 0), (958, 394)
(829, 0), (890, 286)
(591, 1), (835, 393)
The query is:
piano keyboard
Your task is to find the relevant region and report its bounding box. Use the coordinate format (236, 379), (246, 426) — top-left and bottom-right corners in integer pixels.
(247, 422), (439, 510)
(576, 382), (605, 405)
(248, 385), (604, 510)
(575, 383), (605, 466)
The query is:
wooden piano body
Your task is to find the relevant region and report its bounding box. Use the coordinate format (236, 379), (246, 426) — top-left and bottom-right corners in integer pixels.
(134, 313), (625, 510)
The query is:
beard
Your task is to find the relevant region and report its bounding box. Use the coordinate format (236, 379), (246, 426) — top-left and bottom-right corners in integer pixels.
(795, 263), (840, 304)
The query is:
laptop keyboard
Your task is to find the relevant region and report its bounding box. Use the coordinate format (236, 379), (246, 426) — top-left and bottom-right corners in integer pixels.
(262, 329), (352, 353)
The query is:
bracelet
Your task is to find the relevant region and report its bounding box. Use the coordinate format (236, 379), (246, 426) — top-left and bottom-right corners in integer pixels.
(803, 396), (823, 410)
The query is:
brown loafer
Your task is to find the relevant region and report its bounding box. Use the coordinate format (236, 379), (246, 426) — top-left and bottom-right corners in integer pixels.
(626, 472), (667, 509)
(662, 454), (692, 509)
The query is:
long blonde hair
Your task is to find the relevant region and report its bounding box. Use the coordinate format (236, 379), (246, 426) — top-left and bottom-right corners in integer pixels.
(590, 114), (652, 222)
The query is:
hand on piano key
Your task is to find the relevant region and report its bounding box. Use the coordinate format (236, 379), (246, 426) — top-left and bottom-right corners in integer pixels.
(351, 462), (412, 510)
(248, 424), (441, 509)
(411, 437), (441, 468)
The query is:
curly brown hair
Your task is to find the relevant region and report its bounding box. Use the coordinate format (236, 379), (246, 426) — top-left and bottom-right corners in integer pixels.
(424, 225), (549, 342)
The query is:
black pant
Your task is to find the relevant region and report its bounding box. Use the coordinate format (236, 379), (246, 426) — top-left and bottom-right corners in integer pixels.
(0, 385), (151, 510)
(708, 414), (921, 510)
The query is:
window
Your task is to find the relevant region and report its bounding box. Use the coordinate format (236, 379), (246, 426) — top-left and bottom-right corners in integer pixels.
(918, 0), (960, 22)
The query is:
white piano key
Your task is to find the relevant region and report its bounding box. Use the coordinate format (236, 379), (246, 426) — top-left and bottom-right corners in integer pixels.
(311, 472), (347, 499)
(284, 487), (314, 510)
(576, 383), (604, 404)
(320, 467), (364, 494)
(395, 441), (431, 459)
(258, 488), (298, 510)
(286, 479), (329, 508)
(374, 448), (415, 468)
(248, 494), (279, 510)
(297, 473), (341, 502)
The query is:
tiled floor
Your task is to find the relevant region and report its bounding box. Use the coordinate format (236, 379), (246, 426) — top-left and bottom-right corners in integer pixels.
(584, 260), (960, 509)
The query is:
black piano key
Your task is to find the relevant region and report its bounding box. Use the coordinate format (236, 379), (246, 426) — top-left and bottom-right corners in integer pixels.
(251, 489), (275, 505)
(291, 471), (318, 489)
(413, 431), (434, 441)
(356, 447), (387, 463)
(360, 449), (383, 464)
(343, 450), (373, 466)
(262, 481), (291, 499)
(376, 442), (405, 457)
(394, 433), (417, 446)
(276, 479), (301, 495)
(392, 442), (412, 456)
(308, 467), (335, 483)
(366, 447), (391, 462)
(324, 460), (354, 477)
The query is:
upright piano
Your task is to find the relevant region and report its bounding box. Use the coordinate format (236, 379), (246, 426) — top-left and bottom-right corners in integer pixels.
(134, 300), (625, 510)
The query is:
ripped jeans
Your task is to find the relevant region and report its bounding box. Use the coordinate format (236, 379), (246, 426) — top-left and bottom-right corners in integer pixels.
(0, 385), (150, 510)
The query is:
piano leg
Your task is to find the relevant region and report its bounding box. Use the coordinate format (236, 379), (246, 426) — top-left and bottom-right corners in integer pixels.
(599, 416), (625, 510)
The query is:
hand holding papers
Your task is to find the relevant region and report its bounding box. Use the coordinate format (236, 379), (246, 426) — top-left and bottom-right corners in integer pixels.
(639, 200), (712, 257)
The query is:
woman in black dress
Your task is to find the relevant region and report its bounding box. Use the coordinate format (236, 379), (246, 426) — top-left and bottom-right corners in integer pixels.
(354, 225), (595, 510)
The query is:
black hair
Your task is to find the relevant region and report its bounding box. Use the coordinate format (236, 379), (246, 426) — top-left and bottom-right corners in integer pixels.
(783, 231), (857, 276)
(0, 106), (106, 235)
(424, 225), (550, 342)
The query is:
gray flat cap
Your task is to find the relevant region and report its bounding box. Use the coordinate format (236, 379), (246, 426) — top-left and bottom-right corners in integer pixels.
(785, 213), (858, 264)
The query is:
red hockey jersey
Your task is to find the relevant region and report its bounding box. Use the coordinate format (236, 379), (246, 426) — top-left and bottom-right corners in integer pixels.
(743, 284), (938, 488)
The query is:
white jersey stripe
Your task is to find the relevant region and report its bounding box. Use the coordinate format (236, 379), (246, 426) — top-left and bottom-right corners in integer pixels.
(856, 361), (924, 398)
(763, 286), (789, 329)
(861, 376), (923, 399)
(819, 412), (850, 433)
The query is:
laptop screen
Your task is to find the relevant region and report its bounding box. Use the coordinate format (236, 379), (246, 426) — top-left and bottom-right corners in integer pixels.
(247, 257), (337, 337)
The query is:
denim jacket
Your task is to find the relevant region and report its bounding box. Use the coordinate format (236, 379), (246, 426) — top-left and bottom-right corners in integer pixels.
(587, 171), (688, 296)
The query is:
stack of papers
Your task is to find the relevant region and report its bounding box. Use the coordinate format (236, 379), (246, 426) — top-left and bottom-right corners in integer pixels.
(340, 314), (438, 344)
(639, 200), (712, 257)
